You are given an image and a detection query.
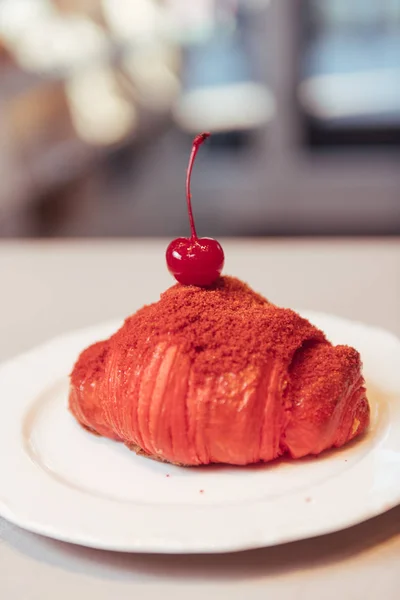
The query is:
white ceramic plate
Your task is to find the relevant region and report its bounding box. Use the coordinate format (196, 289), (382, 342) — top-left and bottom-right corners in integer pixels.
(0, 312), (400, 554)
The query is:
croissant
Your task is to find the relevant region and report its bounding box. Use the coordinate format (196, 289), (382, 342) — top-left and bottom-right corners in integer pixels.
(69, 277), (370, 466)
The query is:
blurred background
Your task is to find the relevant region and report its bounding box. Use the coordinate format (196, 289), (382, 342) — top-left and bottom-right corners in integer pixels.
(0, 0), (399, 238)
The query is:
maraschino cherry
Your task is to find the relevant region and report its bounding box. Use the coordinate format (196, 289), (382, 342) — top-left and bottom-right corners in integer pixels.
(166, 132), (224, 287)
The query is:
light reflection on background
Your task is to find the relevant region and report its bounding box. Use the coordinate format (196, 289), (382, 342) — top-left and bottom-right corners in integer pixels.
(0, 0), (399, 237)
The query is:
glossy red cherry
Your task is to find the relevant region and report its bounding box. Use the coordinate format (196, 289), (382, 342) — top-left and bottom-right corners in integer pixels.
(166, 132), (225, 287)
(166, 237), (224, 286)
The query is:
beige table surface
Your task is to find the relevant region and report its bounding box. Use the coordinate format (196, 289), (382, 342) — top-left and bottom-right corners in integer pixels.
(0, 238), (399, 600)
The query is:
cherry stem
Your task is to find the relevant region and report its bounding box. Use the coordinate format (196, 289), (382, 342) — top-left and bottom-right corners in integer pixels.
(186, 132), (210, 240)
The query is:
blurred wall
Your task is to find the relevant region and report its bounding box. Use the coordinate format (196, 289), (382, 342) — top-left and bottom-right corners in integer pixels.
(0, 0), (399, 238)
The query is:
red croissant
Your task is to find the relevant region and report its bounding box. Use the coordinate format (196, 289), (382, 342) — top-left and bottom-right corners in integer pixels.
(69, 277), (369, 465)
